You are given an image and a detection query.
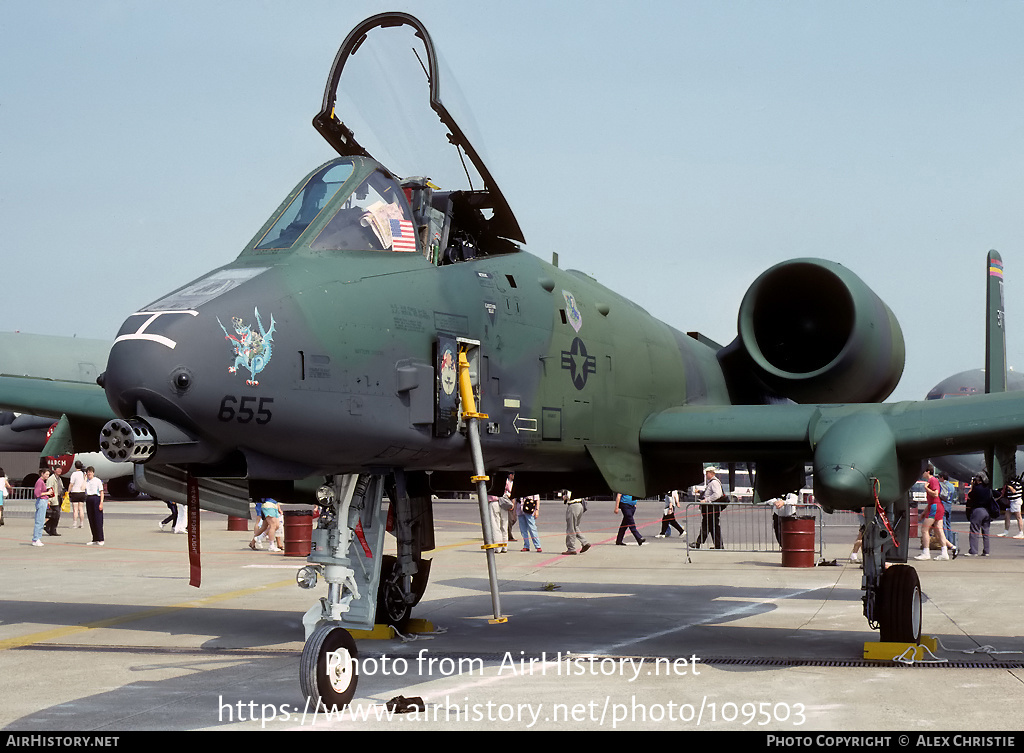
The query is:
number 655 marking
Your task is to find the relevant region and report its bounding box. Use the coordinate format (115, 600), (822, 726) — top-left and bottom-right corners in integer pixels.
(218, 395), (274, 424)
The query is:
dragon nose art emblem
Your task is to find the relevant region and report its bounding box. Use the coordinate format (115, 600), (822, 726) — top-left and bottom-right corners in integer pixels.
(218, 307), (277, 386)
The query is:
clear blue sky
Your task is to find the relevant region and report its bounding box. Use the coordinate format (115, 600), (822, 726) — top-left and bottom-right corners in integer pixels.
(2, 0), (1022, 402)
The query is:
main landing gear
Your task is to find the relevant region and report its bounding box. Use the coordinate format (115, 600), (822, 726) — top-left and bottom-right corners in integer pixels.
(876, 564), (922, 643)
(297, 472), (433, 708)
(860, 496), (922, 645)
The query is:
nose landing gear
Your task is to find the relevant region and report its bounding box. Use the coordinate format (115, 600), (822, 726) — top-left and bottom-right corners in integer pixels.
(297, 471), (434, 707)
(297, 474), (381, 707)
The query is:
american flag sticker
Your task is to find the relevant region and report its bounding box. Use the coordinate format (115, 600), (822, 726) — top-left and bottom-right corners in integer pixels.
(390, 218), (417, 252)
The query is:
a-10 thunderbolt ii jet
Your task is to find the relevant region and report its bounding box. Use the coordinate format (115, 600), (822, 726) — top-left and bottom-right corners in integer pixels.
(4, 12), (1024, 707)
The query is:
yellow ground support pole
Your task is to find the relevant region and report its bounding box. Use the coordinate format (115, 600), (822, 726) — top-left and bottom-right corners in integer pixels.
(459, 350), (506, 625)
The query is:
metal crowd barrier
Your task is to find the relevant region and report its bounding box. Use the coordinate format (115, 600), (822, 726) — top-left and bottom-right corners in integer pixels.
(1, 487), (48, 518)
(679, 502), (867, 564)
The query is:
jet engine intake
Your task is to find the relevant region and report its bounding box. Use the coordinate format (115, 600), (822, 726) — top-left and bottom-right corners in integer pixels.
(719, 258), (905, 404)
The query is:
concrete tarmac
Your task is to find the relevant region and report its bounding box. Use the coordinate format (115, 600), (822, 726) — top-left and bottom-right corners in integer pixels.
(1, 497), (1023, 733)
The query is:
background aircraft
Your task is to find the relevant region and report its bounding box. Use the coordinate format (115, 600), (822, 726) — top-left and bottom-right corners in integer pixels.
(0, 411), (53, 453)
(926, 370), (1024, 482)
(925, 251), (1023, 484)
(0, 333), (132, 491)
(0, 411), (129, 491)
(3, 9), (1024, 707)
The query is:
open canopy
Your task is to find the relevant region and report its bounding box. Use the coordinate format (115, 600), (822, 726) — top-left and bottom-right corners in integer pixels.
(313, 12), (524, 245)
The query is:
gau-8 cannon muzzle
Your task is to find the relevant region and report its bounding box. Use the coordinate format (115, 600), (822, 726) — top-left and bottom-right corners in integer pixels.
(99, 418), (156, 463)
(99, 416), (220, 465)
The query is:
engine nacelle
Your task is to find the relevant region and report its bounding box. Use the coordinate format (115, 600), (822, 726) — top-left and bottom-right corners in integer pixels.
(719, 258), (905, 404)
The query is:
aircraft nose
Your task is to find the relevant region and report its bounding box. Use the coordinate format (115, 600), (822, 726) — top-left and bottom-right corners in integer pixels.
(103, 311), (198, 423)
(102, 308), (237, 466)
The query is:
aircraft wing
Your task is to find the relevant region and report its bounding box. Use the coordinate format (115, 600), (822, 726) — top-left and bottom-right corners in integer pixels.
(640, 391), (1024, 510)
(0, 376), (112, 422)
(0, 332), (114, 452)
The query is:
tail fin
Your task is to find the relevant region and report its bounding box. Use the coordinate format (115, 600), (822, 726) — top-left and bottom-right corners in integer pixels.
(985, 250), (1014, 487)
(985, 250), (1006, 395)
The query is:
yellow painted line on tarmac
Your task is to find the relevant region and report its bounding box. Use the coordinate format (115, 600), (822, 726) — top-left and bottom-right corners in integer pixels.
(434, 517), (483, 528)
(433, 538), (485, 552)
(0, 579), (295, 652)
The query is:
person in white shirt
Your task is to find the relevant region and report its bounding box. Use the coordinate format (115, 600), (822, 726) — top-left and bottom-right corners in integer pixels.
(68, 460), (88, 529)
(172, 500), (188, 534)
(692, 467), (726, 549)
(0, 467), (11, 527)
(772, 492), (799, 547)
(84, 466), (106, 546)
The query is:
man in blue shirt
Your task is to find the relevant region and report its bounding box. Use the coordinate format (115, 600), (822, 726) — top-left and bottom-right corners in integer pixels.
(938, 471), (957, 543)
(614, 492), (645, 546)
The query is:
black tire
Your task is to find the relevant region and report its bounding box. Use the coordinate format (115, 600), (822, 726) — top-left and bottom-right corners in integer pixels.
(376, 555), (412, 630)
(299, 626), (358, 709)
(877, 564), (922, 643)
(106, 476), (138, 499)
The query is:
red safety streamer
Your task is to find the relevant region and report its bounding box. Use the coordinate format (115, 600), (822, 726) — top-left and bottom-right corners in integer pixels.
(187, 475), (202, 587)
(872, 478), (899, 549)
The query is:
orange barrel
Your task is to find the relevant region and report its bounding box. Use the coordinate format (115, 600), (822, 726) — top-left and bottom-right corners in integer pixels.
(283, 509), (314, 557)
(227, 515), (250, 532)
(781, 516), (816, 567)
(909, 505), (918, 539)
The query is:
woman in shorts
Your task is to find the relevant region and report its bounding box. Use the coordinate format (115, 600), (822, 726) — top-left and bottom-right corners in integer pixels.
(915, 466), (952, 560)
(262, 498), (284, 552)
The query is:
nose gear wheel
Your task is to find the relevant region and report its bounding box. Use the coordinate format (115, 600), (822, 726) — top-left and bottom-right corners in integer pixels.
(299, 624), (359, 709)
